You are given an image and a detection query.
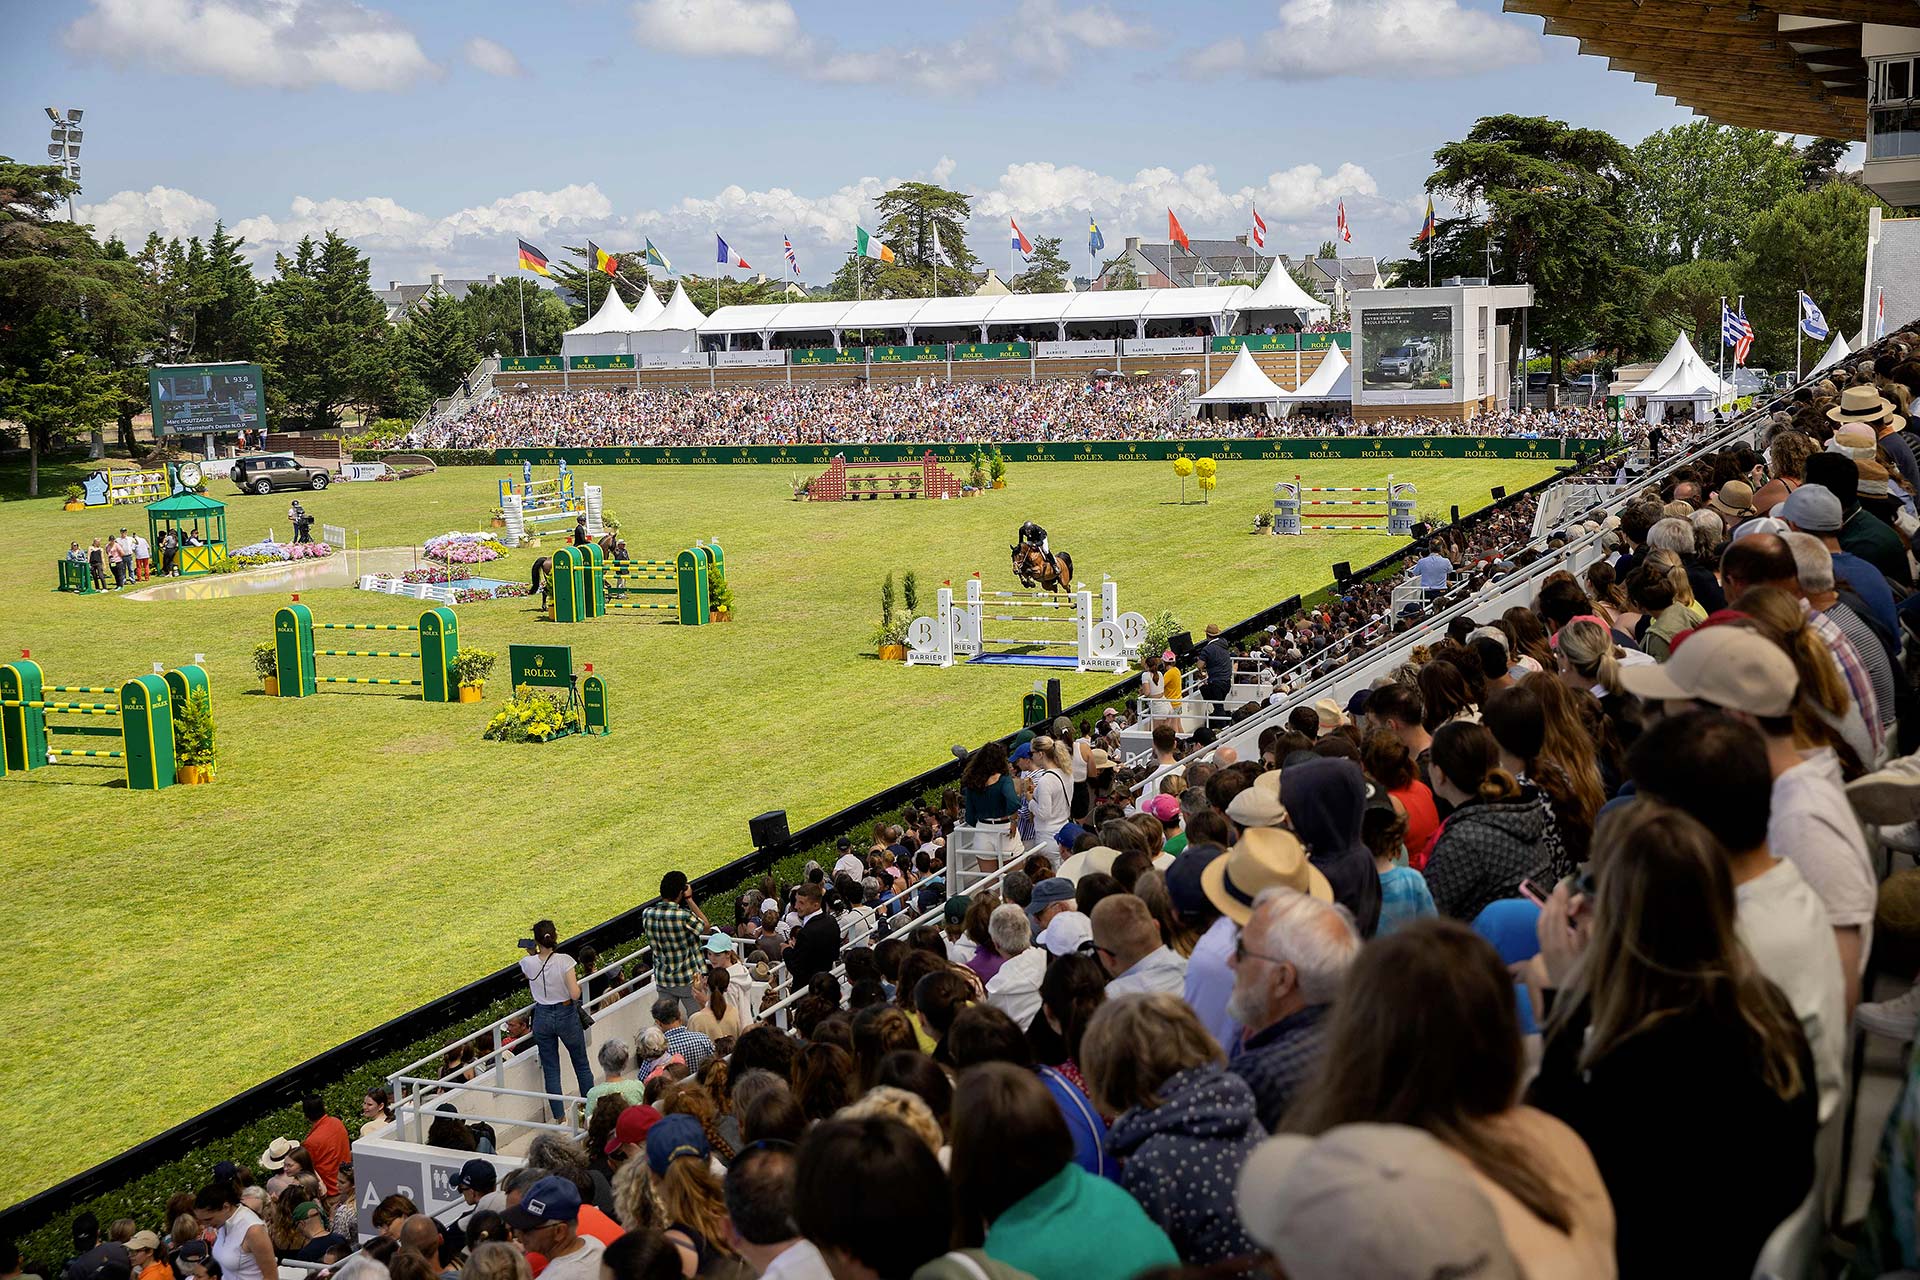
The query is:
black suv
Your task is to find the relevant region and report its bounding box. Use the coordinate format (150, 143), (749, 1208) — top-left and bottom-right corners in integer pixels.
(231, 453), (330, 494)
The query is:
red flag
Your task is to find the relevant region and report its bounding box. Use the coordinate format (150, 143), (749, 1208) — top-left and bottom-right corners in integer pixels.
(1336, 201), (1351, 244)
(1168, 209), (1190, 253)
(1249, 205), (1267, 250)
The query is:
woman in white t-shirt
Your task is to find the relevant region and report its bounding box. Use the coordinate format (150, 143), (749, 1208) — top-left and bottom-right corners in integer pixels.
(518, 918), (596, 1119)
(195, 1181), (276, 1280)
(1026, 735), (1074, 842)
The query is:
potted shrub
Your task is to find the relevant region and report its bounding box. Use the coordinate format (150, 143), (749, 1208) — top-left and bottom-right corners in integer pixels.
(488, 506), (507, 530)
(252, 641), (279, 697)
(451, 648), (496, 702)
(62, 483), (85, 511)
(969, 450), (989, 490)
(708, 567), (734, 622)
(989, 448), (1008, 489)
(875, 573), (907, 660)
(173, 688), (216, 784)
(888, 475), (904, 496)
(908, 473), (922, 497)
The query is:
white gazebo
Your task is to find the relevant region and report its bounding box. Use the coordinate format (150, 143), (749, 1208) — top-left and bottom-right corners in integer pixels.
(1626, 330), (1730, 423)
(632, 282), (707, 356)
(1270, 344), (1352, 417)
(1239, 258), (1332, 324)
(1191, 345), (1289, 418)
(561, 288), (637, 359)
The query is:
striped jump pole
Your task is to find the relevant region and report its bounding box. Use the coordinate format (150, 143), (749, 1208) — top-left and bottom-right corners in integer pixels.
(0, 660), (184, 789)
(1273, 474), (1417, 537)
(551, 540), (725, 626)
(274, 604), (459, 700)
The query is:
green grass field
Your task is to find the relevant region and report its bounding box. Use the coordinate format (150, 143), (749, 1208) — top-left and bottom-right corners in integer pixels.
(0, 454), (1556, 1204)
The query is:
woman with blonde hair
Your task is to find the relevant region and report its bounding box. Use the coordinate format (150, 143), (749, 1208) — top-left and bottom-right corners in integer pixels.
(1754, 430), (1815, 514)
(1526, 801), (1814, 1276)
(837, 1085), (945, 1155)
(1643, 547), (1703, 619)
(459, 1243), (530, 1280)
(644, 1115), (739, 1277)
(1731, 585), (1874, 772)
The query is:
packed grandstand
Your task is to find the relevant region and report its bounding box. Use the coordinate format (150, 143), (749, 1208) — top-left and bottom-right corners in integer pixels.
(389, 378), (1614, 450)
(30, 332), (1920, 1280)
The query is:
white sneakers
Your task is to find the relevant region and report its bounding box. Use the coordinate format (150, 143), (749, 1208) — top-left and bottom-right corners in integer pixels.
(1858, 984), (1920, 1041)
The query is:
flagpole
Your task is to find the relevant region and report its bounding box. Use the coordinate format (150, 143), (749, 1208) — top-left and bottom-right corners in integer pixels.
(1796, 295), (1803, 383)
(587, 246), (594, 317)
(1717, 295), (1726, 411)
(518, 276), (527, 357)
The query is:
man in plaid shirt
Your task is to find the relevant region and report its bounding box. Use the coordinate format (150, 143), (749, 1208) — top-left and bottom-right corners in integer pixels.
(643, 870), (711, 1016)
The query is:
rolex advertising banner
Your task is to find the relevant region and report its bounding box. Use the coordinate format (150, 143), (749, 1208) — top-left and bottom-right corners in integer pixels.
(490, 438), (1599, 467)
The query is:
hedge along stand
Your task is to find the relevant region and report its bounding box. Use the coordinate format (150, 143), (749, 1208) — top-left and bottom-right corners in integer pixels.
(550, 542), (722, 625)
(273, 604), (459, 700)
(0, 660), (206, 789)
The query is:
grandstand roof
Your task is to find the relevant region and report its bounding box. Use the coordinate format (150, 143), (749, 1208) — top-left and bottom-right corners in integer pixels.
(697, 286), (1254, 337)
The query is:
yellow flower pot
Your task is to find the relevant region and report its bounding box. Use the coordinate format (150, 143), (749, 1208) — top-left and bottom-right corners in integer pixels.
(879, 644), (908, 662)
(457, 683), (484, 703)
(262, 676), (279, 698)
(64, 500), (86, 511)
(175, 764), (210, 785)
(992, 479), (1006, 489)
(712, 608), (731, 623)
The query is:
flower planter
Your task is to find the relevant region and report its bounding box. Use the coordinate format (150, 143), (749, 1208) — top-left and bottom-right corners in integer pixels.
(878, 644), (908, 662)
(457, 683), (485, 703)
(711, 608), (731, 623)
(64, 500), (86, 511)
(175, 764), (211, 785)
(489, 516), (507, 529)
(262, 676), (279, 698)
(992, 479), (1007, 489)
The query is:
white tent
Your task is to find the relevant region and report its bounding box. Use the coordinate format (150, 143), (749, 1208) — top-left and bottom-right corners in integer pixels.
(561, 287), (637, 358)
(1192, 346), (1288, 417)
(627, 285), (664, 329)
(1811, 331), (1851, 375)
(632, 282), (708, 356)
(1269, 344), (1352, 416)
(1626, 330), (1729, 422)
(1239, 258), (1332, 321)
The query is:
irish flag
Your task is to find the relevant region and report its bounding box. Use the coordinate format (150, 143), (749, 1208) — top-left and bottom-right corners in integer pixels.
(856, 226), (895, 264)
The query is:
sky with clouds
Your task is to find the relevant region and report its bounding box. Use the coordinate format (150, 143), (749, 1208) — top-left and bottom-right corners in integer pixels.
(2, 0), (1718, 290)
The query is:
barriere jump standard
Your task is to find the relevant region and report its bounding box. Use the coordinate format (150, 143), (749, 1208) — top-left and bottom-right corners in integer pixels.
(1272, 475), (1416, 536)
(549, 541), (723, 625)
(904, 575), (1147, 672)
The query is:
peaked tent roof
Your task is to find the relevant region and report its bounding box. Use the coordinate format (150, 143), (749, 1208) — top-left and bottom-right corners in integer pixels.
(627, 285), (664, 329)
(1242, 258), (1332, 316)
(567, 287), (634, 336)
(645, 282), (708, 331)
(1195, 346), (1287, 404)
(1812, 330), (1851, 374)
(1277, 344), (1351, 400)
(1627, 329), (1728, 399)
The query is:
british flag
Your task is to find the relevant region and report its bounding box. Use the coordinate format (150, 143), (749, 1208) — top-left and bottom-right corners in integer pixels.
(782, 231), (799, 276)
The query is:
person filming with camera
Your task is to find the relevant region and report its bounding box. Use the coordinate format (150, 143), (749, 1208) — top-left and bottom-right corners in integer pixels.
(518, 919), (596, 1119)
(642, 870), (715, 1017)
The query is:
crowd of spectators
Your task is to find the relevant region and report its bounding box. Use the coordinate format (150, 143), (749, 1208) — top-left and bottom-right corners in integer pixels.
(390, 379), (1611, 452)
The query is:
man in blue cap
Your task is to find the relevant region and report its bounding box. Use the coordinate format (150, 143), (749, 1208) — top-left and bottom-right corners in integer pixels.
(502, 1175), (601, 1280)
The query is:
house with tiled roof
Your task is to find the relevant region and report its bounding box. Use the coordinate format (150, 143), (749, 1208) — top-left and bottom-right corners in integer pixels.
(373, 272), (505, 324)
(1103, 235), (1272, 289)
(1297, 256), (1385, 311)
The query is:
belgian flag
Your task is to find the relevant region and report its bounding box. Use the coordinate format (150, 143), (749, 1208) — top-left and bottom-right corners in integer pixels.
(517, 239), (551, 276)
(590, 241), (619, 276)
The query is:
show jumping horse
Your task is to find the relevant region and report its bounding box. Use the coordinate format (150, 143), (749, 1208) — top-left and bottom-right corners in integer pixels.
(530, 532), (628, 608)
(1011, 542), (1074, 592)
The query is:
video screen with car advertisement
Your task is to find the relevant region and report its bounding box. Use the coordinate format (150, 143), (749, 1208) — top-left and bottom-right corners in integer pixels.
(149, 363), (265, 437)
(1361, 306), (1454, 392)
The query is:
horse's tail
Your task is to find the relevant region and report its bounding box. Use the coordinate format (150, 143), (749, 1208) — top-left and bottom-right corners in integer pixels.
(1056, 550), (1073, 589)
(531, 556), (548, 593)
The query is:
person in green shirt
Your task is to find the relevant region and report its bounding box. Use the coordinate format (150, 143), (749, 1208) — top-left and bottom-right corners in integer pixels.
(950, 1064), (1178, 1280)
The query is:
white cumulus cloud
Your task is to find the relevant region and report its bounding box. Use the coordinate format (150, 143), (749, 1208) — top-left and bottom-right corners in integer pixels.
(78, 186), (222, 245)
(1188, 0), (1540, 80)
(462, 36), (524, 78)
(62, 0), (437, 91)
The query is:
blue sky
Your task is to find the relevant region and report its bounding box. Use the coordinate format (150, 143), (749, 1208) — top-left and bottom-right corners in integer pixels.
(1, 0), (1708, 288)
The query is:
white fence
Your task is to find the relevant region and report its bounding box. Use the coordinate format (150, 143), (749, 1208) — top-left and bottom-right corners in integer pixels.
(358, 574), (457, 604)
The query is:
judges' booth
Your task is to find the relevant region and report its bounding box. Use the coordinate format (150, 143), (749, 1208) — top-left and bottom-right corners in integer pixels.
(146, 492), (229, 576)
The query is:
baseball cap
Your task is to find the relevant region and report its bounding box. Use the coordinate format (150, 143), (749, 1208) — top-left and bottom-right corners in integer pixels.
(292, 1202), (324, 1224)
(212, 1161), (240, 1184)
(501, 1174), (581, 1229)
(1038, 910), (1092, 957)
(704, 932), (735, 954)
(1010, 742), (1034, 763)
(646, 1113), (711, 1176)
(173, 1243), (210, 1270)
(453, 1158), (497, 1192)
(1052, 820), (1085, 849)
(1236, 1124), (1520, 1280)
(1143, 793), (1181, 823)
(1617, 624), (1798, 717)
(1777, 483), (1843, 534)
(943, 894), (972, 923)
(126, 1233), (160, 1254)
(606, 1104), (664, 1154)
(1024, 876), (1076, 922)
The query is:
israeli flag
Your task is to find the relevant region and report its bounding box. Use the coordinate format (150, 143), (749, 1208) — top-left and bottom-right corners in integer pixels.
(1799, 291), (1830, 341)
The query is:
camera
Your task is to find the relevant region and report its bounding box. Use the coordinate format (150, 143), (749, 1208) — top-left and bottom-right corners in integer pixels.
(517, 937), (536, 951)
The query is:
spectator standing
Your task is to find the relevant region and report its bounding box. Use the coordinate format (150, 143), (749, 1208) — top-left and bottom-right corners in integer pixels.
(643, 873), (713, 1017)
(689, 966), (744, 1044)
(133, 530), (151, 582)
(300, 1095), (351, 1200)
(518, 920), (595, 1120)
(1423, 722), (1547, 921)
(1025, 737), (1074, 844)
(1081, 995), (1265, 1263)
(783, 884), (839, 987)
(1279, 757), (1383, 937)
(962, 743), (1022, 853)
(1414, 543), (1454, 598)
(1196, 625), (1233, 710)
(126, 1234), (168, 1280)
(194, 1182), (277, 1280)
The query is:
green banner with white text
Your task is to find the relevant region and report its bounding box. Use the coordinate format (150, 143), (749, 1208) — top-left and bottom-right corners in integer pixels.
(950, 342), (1031, 361)
(489, 437), (1604, 467)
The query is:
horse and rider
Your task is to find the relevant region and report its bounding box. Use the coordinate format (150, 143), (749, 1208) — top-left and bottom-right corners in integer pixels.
(1012, 520), (1073, 592)
(529, 524), (628, 607)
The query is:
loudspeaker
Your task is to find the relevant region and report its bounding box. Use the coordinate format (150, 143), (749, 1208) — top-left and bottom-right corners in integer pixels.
(1490, 485), (1506, 500)
(1332, 561), (1352, 584)
(1451, 505), (1461, 525)
(748, 810), (789, 850)
(1046, 678), (1063, 721)
(1170, 631), (1195, 660)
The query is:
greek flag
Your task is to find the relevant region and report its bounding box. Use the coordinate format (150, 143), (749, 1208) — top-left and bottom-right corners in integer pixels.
(1799, 292), (1829, 341)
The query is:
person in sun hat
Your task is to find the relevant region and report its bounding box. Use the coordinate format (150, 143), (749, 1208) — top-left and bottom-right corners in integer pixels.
(1225, 770), (1288, 835)
(1705, 479), (1755, 527)
(1827, 383), (1900, 436)
(1313, 697), (1348, 735)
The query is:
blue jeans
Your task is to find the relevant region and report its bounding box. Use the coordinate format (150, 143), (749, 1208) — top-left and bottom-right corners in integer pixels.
(531, 1001), (594, 1119)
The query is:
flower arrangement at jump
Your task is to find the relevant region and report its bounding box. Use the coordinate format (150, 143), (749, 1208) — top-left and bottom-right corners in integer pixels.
(482, 684), (574, 743)
(1171, 455), (1217, 505)
(228, 539), (334, 568)
(454, 584), (531, 603)
(423, 532), (510, 564)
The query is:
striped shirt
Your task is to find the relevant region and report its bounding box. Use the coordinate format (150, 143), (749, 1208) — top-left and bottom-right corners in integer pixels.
(1804, 604), (1883, 761)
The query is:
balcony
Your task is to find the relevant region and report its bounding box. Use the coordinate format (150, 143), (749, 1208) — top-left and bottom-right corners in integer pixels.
(1867, 104), (1920, 206)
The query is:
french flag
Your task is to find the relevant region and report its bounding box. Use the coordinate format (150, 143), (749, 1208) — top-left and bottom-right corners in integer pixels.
(1011, 218), (1033, 258)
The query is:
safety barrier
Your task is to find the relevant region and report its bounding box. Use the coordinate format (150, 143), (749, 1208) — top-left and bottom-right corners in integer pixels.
(1272, 474), (1416, 536)
(806, 452), (968, 502)
(550, 541), (723, 626)
(501, 485), (603, 547)
(273, 605), (460, 700)
(905, 574), (1145, 672)
(0, 662), (210, 789)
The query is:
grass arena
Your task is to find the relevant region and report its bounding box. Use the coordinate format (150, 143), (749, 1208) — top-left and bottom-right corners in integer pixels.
(0, 452), (1561, 1202)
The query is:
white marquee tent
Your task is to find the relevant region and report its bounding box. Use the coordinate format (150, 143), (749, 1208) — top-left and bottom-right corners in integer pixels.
(1239, 257), (1333, 322)
(561, 287), (638, 359)
(1626, 330), (1730, 422)
(628, 284), (664, 329)
(631, 282), (707, 356)
(1270, 343), (1352, 416)
(1811, 331), (1852, 375)
(1191, 346), (1288, 417)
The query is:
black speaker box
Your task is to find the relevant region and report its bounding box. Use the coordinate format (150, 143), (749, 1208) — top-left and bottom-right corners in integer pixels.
(749, 809), (789, 849)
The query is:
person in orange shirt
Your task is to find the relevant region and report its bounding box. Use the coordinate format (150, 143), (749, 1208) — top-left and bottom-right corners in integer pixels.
(301, 1095), (352, 1201)
(127, 1231), (170, 1280)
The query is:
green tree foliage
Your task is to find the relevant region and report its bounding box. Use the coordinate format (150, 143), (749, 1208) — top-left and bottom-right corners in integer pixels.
(1740, 182), (1883, 370)
(403, 293), (478, 398)
(1626, 122), (1803, 270)
(1798, 138), (1851, 190)
(1099, 255), (1142, 291)
(1315, 239), (1341, 259)
(877, 180), (979, 280)
(1646, 258), (1742, 353)
(455, 278), (574, 357)
(256, 232), (397, 432)
(1012, 236), (1071, 293)
(550, 247), (653, 325)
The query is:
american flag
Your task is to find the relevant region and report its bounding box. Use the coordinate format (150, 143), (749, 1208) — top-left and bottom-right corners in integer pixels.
(783, 231), (799, 276)
(1722, 301), (1754, 366)
(1336, 201), (1351, 244)
(1250, 205), (1267, 250)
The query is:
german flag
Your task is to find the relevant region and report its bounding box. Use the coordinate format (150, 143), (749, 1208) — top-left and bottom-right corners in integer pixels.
(590, 241), (619, 276)
(517, 239), (551, 276)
